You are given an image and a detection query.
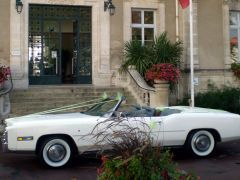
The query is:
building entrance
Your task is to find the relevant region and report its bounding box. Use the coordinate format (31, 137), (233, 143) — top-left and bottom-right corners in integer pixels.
(28, 5), (92, 84)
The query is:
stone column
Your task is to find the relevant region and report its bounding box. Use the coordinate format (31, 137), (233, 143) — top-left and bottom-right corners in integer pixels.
(93, 0), (112, 86)
(10, 0), (28, 89)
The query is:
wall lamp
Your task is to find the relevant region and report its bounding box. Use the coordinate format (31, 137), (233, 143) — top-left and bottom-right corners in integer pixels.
(104, 0), (115, 16)
(16, 0), (23, 14)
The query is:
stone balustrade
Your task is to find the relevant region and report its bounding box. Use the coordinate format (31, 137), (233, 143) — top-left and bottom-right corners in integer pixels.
(126, 68), (169, 108)
(0, 79), (13, 121)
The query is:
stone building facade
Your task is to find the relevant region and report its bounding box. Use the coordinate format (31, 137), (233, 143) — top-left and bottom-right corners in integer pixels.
(0, 0), (239, 100)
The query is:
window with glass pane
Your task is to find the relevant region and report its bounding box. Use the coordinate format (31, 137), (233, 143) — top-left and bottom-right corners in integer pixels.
(132, 11), (141, 24)
(132, 28), (142, 41)
(144, 11), (153, 24)
(131, 10), (155, 45)
(144, 28), (154, 41)
(230, 11), (240, 62)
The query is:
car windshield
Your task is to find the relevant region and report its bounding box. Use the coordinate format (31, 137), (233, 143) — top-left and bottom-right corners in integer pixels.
(84, 99), (119, 116)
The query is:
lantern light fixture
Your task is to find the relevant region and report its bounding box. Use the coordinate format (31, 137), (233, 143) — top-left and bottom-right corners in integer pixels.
(16, 0), (23, 14)
(104, 0), (115, 16)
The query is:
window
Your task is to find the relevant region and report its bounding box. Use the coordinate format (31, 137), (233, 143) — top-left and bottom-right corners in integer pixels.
(131, 9), (155, 46)
(230, 11), (240, 62)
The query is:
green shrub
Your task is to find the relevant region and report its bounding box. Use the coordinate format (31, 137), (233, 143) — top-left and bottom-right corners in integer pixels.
(231, 62), (240, 79)
(98, 149), (198, 180)
(179, 86), (240, 114)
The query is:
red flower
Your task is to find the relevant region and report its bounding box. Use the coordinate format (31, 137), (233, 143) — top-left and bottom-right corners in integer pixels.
(97, 155), (108, 175)
(0, 66), (11, 85)
(145, 63), (180, 83)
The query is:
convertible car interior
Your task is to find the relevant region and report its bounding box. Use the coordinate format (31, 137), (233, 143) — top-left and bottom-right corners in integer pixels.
(117, 105), (182, 117)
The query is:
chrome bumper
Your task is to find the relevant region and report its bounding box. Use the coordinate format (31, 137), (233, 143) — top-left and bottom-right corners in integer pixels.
(1, 129), (8, 153)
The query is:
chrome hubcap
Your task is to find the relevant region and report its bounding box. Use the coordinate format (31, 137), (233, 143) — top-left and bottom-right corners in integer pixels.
(47, 144), (66, 162)
(194, 135), (210, 152)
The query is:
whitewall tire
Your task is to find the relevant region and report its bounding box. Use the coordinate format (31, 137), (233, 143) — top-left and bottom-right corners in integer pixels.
(187, 130), (215, 157)
(39, 137), (72, 168)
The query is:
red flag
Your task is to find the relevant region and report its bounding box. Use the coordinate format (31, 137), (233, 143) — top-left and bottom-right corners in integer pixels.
(179, 0), (189, 9)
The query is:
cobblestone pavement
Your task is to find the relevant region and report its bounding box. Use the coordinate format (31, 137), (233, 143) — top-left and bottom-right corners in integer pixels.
(0, 140), (239, 180)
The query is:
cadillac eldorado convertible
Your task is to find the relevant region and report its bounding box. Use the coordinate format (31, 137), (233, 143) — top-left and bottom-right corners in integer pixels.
(2, 96), (240, 168)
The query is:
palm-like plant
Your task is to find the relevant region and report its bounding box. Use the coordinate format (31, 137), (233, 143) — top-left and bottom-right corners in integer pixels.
(121, 40), (152, 76)
(121, 32), (183, 77)
(150, 32), (183, 66)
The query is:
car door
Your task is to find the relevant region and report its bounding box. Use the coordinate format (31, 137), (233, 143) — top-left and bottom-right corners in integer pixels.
(148, 116), (164, 146)
(127, 116), (164, 146)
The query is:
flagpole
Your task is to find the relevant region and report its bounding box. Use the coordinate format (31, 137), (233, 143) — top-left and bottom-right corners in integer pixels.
(189, 0), (194, 107)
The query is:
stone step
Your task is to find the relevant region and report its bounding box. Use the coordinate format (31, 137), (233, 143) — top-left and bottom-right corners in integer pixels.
(11, 100), (136, 116)
(10, 91), (130, 100)
(10, 106), (89, 117)
(9, 86), (136, 117)
(10, 95), (136, 108)
(11, 96), (136, 104)
(11, 86), (123, 93)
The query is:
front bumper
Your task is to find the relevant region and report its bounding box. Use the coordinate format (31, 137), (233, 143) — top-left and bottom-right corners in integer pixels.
(1, 129), (8, 153)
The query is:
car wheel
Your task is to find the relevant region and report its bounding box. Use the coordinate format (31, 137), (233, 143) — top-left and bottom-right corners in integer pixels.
(38, 137), (73, 168)
(187, 130), (215, 157)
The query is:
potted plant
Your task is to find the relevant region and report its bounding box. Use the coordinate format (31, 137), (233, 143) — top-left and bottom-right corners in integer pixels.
(121, 40), (151, 76)
(0, 66), (10, 89)
(149, 32), (183, 66)
(145, 63), (180, 87)
(120, 32), (183, 77)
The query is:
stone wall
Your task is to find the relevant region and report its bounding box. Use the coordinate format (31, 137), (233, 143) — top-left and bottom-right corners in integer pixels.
(177, 0), (240, 100)
(0, 0), (10, 64)
(198, 0), (225, 70)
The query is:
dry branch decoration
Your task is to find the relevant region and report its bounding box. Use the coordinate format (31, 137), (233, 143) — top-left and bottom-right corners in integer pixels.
(84, 115), (198, 179)
(88, 115), (153, 158)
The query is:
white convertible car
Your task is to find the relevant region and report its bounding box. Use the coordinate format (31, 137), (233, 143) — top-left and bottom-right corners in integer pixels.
(2, 96), (240, 168)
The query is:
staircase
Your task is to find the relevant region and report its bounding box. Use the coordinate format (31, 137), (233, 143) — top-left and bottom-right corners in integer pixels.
(9, 85), (137, 117)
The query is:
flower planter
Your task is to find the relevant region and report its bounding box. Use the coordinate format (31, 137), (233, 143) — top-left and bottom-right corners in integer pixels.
(150, 79), (169, 107)
(0, 66), (10, 90)
(154, 79), (168, 85)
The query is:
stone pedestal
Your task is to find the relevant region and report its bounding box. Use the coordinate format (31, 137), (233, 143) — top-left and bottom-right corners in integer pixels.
(150, 80), (169, 108)
(0, 94), (11, 121)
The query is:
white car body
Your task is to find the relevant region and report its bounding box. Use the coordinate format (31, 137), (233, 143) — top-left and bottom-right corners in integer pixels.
(2, 97), (240, 167)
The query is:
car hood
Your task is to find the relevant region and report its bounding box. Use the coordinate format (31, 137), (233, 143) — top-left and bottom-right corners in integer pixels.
(5, 112), (92, 127)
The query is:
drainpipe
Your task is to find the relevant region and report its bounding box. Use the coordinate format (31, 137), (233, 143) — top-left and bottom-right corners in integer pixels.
(176, 0), (180, 101)
(176, 0), (179, 42)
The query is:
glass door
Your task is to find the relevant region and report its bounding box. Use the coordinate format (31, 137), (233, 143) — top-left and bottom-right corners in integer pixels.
(29, 5), (92, 85)
(73, 8), (92, 84)
(42, 20), (61, 81)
